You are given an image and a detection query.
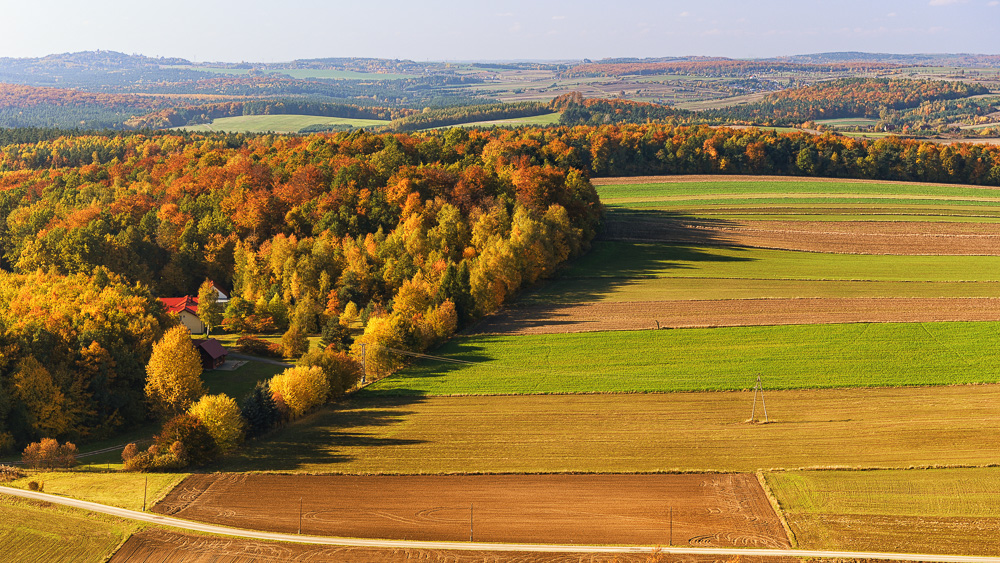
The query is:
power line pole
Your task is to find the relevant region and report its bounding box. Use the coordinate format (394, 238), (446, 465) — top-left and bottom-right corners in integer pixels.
(669, 506), (672, 546)
(360, 343), (367, 384)
(298, 497), (303, 534)
(470, 503), (474, 542)
(750, 374), (768, 423)
(142, 475), (147, 512)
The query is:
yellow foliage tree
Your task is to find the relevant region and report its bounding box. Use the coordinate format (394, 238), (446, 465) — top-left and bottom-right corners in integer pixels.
(268, 366), (329, 419)
(188, 394), (245, 453)
(145, 326), (205, 415)
(12, 357), (74, 438)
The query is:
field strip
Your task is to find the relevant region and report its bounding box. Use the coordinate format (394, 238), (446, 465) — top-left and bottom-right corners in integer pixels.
(470, 298), (1000, 334)
(591, 175), (1000, 191)
(5, 487), (1000, 562)
(602, 193), (1000, 204)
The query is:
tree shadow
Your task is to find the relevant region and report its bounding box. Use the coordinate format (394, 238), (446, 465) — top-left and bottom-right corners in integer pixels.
(212, 394), (431, 471)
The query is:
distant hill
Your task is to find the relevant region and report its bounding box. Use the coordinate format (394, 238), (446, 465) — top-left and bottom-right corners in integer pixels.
(775, 52), (1000, 67)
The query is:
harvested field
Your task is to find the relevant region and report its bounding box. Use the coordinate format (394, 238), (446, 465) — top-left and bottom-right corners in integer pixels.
(767, 468), (1000, 556)
(217, 388), (1000, 473)
(602, 216), (1000, 255)
(591, 175), (1000, 191)
(111, 529), (798, 563)
(470, 297), (1000, 334)
(152, 473), (789, 548)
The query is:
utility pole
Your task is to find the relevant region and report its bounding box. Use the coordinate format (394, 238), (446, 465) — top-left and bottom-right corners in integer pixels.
(142, 475), (148, 512)
(669, 506), (672, 546)
(298, 498), (303, 534)
(470, 503), (474, 542)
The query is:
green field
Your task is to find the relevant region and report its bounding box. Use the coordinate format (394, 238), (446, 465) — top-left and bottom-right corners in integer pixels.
(0, 495), (139, 562)
(7, 472), (187, 511)
(166, 65), (417, 80)
(768, 468), (1000, 555)
(177, 114), (389, 133)
(367, 321), (1000, 395)
(216, 385), (1000, 473)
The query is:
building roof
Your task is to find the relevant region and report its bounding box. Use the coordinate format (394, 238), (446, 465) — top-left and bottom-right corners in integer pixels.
(196, 338), (228, 360)
(159, 296), (199, 316)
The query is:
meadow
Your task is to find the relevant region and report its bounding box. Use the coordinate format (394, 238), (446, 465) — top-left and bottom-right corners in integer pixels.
(767, 468), (1000, 555)
(7, 472), (187, 511)
(177, 114), (388, 133)
(366, 321), (1000, 395)
(0, 495), (139, 562)
(217, 385), (1000, 473)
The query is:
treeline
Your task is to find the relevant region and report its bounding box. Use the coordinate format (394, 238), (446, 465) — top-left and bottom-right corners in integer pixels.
(127, 100), (417, 129)
(388, 102), (552, 131)
(0, 270), (171, 451)
(713, 78), (990, 123)
(564, 59), (900, 77)
(552, 93), (691, 126)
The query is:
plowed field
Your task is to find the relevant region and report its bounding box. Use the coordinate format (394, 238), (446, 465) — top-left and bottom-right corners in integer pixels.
(602, 217), (1000, 255)
(469, 297), (1000, 334)
(111, 529), (798, 563)
(152, 474), (789, 549)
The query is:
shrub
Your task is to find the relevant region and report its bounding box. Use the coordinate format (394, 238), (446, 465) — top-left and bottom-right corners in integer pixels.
(21, 438), (78, 469)
(153, 414), (218, 466)
(267, 366), (329, 419)
(121, 443), (139, 463)
(235, 335), (283, 358)
(27, 480), (41, 492)
(297, 348), (364, 397)
(188, 394), (245, 453)
(0, 465), (24, 483)
(281, 325), (310, 359)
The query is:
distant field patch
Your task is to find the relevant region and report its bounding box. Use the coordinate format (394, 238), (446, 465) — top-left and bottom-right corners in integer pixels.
(0, 495), (138, 563)
(177, 114), (389, 133)
(768, 468), (1000, 555)
(216, 386), (1000, 473)
(369, 321), (1000, 395)
(166, 65), (417, 80)
(456, 112), (562, 128)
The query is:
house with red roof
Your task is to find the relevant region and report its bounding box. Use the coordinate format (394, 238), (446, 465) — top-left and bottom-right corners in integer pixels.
(158, 295), (205, 334)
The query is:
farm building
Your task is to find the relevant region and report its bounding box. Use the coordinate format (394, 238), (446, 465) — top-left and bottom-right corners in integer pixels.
(195, 338), (228, 369)
(159, 296), (204, 334)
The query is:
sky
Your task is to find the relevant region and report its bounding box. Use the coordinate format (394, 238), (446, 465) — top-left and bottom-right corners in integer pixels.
(0, 0), (997, 62)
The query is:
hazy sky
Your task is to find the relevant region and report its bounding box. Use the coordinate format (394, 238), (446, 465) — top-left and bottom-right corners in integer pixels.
(1, 0), (997, 62)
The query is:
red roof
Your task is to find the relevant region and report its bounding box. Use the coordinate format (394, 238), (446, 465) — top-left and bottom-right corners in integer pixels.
(159, 296), (199, 315)
(196, 338), (228, 360)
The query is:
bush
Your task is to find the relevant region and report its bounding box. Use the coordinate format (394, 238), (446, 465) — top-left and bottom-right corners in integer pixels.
(21, 438), (78, 469)
(235, 335), (283, 358)
(123, 444), (186, 472)
(121, 442), (139, 462)
(27, 480), (42, 492)
(297, 348), (364, 397)
(153, 414), (218, 467)
(188, 394), (245, 453)
(267, 366), (329, 419)
(281, 325), (310, 359)
(0, 465), (24, 483)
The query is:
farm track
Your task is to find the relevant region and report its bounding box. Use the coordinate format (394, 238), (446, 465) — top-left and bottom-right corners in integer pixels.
(151, 474), (790, 548)
(470, 297), (1000, 335)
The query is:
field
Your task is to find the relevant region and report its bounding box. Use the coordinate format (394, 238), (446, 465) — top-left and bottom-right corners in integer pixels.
(216, 386), (1000, 474)
(767, 468), (1000, 556)
(455, 112), (562, 128)
(153, 473), (789, 548)
(0, 495), (139, 563)
(7, 471), (187, 511)
(368, 321), (1000, 395)
(177, 114), (389, 133)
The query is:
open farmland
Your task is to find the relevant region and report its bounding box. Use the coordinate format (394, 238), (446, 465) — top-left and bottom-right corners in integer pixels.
(7, 472), (187, 512)
(217, 386), (1000, 473)
(0, 495), (138, 563)
(153, 473), (789, 548)
(177, 114), (389, 133)
(767, 468), (1000, 556)
(369, 321), (1000, 395)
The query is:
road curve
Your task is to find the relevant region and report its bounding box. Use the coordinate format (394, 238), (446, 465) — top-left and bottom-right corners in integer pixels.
(4, 485), (1000, 563)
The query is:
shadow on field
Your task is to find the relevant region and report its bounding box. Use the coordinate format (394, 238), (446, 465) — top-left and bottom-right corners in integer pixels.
(217, 394), (429, 471)
(466, 210), (757, 334)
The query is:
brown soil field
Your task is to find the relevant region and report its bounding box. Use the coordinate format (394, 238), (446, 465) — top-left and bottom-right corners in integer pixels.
(602, 217), (1000, 255)
(469, 297), (1000, 334)
(151, 474), (789, 549)
(111, 530), (798, 563)
(591, 174), (1000, 191)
